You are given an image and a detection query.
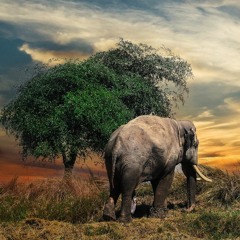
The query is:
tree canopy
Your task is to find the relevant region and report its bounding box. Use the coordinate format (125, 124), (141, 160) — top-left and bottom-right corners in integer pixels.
(0, 39), (193, 176)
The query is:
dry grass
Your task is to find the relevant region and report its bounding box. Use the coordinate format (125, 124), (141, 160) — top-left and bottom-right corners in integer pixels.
(0, 176), (107, 223)
(196, 165), (240, 208)
(1, 211), (239, 240)
(0, 165), (240, 239)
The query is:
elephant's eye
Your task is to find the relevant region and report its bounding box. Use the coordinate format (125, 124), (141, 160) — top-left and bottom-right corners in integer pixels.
(193, 139), (199, 147)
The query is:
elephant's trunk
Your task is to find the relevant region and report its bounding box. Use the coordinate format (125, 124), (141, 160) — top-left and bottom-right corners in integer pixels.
(187, 172), (196, 210)
(193, 165), (212, 182)
(182, 164), (196, 210)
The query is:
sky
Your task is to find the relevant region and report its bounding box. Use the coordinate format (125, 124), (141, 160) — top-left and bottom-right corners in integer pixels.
(0, 0), (240, 181)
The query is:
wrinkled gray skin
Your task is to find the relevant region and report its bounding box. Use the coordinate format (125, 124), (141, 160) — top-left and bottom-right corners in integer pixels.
(103, 115), (199, 223)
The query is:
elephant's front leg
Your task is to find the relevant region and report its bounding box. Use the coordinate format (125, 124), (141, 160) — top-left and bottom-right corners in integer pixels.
(150, 170), (175, 218)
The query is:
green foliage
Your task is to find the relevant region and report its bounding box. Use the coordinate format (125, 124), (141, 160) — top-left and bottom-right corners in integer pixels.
(1, 60), (133, 160)
(91, 39), (193, 110)
(0, 39), (193, 167)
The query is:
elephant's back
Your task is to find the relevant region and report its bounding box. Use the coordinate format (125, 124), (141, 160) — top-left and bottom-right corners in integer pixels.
(122, 115), (176, 137)
(117, 115), (178, 151)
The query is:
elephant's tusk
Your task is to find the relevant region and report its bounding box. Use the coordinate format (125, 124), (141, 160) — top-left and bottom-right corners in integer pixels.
(193, 165), (212, 182)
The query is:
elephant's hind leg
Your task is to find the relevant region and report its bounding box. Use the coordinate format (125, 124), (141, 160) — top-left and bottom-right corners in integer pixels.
(118, 166), (140, 223)
(103, 200), (116, 221)
(103, 182), (121, 221)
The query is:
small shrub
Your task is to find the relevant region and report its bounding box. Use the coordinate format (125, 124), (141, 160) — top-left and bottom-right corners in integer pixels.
(202, 167), (240, 207)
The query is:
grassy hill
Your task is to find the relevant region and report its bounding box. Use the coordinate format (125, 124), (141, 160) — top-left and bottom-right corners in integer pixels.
(0, 165), (239, 240)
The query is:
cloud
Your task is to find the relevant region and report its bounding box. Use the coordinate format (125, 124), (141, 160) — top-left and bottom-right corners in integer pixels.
(19, 43), (90, 64)
(0, 0), (239, 87)
(199, 152), (225, 158)
(191, 108), (240, 168)
(197, 109), (214, 119)
(177, 82), (240, 119)
(218, 97), (240, 114)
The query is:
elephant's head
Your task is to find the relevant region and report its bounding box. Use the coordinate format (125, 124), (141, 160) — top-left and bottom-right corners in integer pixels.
(179, 120), (212, 211)
(180, 121), (212, 182)
(183, 127), (199, 165)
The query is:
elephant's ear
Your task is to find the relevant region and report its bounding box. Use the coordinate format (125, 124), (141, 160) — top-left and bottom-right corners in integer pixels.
(184, 128), (198, 161)
(184, 128), (194, 148)
(184, 128), (198, 145)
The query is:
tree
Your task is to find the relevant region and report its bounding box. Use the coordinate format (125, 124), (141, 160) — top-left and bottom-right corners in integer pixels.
(0, 39), (193, 178)
(90, 39), (193, 112)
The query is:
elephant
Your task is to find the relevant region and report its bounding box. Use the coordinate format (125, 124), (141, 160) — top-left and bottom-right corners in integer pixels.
(103, 115), (212, 223)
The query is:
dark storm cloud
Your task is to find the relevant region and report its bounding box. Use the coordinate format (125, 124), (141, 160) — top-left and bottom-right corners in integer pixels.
(29, 39), (94, 55)
(0, 20), (51, 43)
(0, 21), (92, 55)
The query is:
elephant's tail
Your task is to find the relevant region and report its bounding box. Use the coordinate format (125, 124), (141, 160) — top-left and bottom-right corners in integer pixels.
(109, 136), (122, 189)
(111, 152), (117, 189)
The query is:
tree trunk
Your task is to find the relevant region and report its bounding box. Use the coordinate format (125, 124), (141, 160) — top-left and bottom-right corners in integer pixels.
(62, 150), (77, 181)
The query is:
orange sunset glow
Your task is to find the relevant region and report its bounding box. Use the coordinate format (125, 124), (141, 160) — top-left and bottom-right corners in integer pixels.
(0, 130), (106, 183)
(195, 121), (240, 171)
